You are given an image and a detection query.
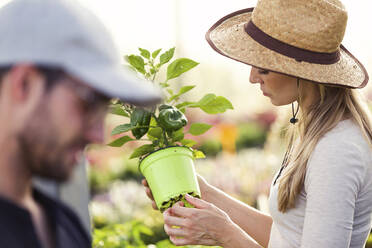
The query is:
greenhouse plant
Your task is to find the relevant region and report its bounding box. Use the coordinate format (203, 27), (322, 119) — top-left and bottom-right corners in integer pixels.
(108, 47), (233, 213)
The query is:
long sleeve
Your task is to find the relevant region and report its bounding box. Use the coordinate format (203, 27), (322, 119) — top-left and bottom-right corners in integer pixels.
(300, 136), (366, 248)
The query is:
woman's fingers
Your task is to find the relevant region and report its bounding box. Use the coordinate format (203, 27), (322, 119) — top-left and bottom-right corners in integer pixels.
(184, 194), (210, 209)
(141, 179), (148, 187)
(145, 187), (154, 200)
(169, 236), (191, 246)
(142, 179), (154, 200)
(163, 208), (189, 227)
(170, 203), (198, 218)
(164, 224), (185, 237)
(141, 179), (158, 210)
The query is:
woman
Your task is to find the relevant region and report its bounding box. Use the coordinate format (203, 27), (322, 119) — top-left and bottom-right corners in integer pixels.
(142, 0), (372, 247)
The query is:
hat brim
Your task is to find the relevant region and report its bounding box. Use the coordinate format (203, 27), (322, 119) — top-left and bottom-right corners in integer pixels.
(67, 64), (163, 106)
(206, 8), (368, 89)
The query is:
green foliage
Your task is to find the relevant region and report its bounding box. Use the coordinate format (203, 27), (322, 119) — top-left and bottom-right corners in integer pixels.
(166, 58), (199, 81)
(108, 136), (134, 147)
(152, 49), (162, 59)
(168, 85), (195, 102)
(198, 139), (222, 157)
(192, 150), (206, 159)
(155, 239), (221, 248)
(235, 122), (267, 150)
(159, 47), (175, 66)
(129, 144), (155, 159)
(180, 139), (197, 147)
(93, 221), (153, 248)
(176, 94), (233, 114)
(127, 55), (145, 75)
(89, 157), (141, 194)
(139, 48), (150, 59)
(93, 221), (221, 248)
(189, 123), (212, 136)
(111, 124), (133, 135)
(110, 104), (129, 117)
(109, 47), (233, 160)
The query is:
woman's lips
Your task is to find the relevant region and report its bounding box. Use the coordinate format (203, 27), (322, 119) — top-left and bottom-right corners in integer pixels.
(260, 86), (269, 96)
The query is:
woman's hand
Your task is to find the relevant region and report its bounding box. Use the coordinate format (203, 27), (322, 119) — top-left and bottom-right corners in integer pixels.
(141, 174), (211, 210)
(141, 178), (158, 210)
(163, 193), (235, 246)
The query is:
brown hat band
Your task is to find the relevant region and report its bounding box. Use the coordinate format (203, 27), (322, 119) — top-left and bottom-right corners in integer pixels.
(244, 21), (341, 65)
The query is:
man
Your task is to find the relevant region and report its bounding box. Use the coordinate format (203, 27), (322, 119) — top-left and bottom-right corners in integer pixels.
(0, 0), (161, 247)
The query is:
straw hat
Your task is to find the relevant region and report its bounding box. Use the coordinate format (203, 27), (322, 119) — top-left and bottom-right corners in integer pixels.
(206, 0), (369, 88)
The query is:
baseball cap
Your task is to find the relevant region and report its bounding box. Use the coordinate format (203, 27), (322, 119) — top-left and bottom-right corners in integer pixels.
(0, 0), (163, 106)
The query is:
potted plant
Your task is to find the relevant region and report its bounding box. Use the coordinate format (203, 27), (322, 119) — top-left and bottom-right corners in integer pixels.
(108, 47), (233, 212)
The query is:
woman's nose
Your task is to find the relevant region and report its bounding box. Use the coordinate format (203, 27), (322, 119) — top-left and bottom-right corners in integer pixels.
(249, 67), (261, 84)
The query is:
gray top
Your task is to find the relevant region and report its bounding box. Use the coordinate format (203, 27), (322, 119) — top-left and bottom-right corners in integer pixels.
(268, 119), (372, 248)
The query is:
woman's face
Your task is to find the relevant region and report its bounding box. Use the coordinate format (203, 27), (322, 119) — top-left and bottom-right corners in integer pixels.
(249, 67), (298, 106)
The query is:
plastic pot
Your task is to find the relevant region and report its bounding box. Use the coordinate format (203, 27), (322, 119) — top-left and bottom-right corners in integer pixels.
(139, 146), (201, 212)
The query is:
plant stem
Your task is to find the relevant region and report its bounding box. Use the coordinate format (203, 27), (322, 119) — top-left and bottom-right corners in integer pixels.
(163, 130), (169, 147)
(131, 125), (158, 129)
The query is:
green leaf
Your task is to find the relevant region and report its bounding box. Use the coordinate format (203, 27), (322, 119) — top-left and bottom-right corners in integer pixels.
(189, 123), (212, 136)
(109, 105), (129, 117)
(168, 85), (196, 101)
(176, 101), (196, 110)
(166, 89), (174, 95)
(138, 48), (150, 59)
(111, 123), (132, 135)
(127, 55), (145, 74)
(152, 48), (162, 59)
(130, 144), (155, 159)
(190, 94), (234, 114)
(171, 128), (184, 142)
(166, 58), (199, 81)
(199, 96), (234, 114)
(160, 82), (170, 88)
(126, 65), (137, 73)
(159, 47), (175, 66)
(196, 93), (216, 106)
(180, 139), (197, 147)
(193, 149), (206, 159)
(108, 136), (134, 147)
(147, 127), (162, 139)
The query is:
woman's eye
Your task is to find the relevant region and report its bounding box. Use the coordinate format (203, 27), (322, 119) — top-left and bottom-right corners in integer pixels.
(258, 69), (269, 74)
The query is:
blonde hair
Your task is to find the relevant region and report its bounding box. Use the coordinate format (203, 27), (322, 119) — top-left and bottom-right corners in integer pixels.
(277, 83), (372, 213)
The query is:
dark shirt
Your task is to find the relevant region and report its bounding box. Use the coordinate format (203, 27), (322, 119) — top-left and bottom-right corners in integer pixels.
(0, 188), (91, 248)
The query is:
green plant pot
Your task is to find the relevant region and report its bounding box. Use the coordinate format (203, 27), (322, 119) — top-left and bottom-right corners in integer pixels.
(139, 146), (201, 212)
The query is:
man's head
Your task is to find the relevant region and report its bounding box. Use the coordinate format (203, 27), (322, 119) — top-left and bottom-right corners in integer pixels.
(0, 0), (162, 182)
(0, 64), (110, 181)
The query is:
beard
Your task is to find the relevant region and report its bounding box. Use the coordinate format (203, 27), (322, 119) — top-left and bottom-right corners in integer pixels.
(17, 101), (87, 182)
(18, 136), (75, 182)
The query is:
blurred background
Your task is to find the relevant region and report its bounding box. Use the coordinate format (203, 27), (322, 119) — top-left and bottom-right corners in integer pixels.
(80, 1), (372, 247)
(1, 0), (371, 247)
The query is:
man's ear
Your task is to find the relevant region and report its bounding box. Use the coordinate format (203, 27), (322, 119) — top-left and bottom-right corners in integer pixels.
(6, 64), (46, 104)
